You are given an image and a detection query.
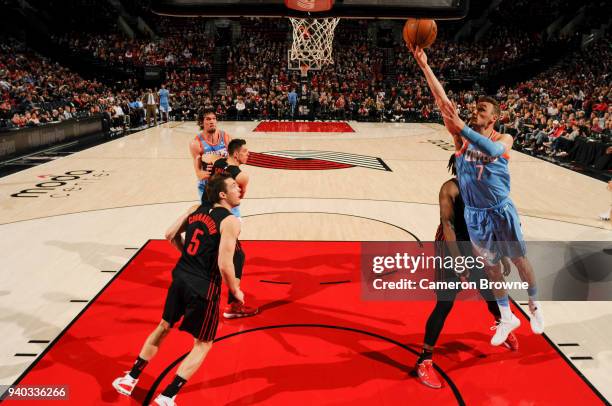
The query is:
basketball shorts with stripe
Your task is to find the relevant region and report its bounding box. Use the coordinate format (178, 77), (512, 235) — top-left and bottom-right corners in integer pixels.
(464, 198), (527, 265)
(162, 273), (221, 342)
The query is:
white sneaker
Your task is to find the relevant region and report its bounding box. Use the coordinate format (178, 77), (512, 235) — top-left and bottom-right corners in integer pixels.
(152, 394), (177, 406)
(491, 314), (520, 346)
(599, 210), (611, 221)
(530, 306), (545, 334)
(112, 371), (138, 396)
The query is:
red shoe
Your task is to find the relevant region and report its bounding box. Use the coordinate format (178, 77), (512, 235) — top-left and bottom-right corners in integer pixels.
(223, 302), (259, 319)
(416, 359), (442, 389)
(503, 331), (519, 351)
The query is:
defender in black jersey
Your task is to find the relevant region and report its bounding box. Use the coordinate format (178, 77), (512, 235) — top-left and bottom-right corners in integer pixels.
(212, 138), (259, 320)
(112, 174), (243, 406)
(414, 155), (517, 389)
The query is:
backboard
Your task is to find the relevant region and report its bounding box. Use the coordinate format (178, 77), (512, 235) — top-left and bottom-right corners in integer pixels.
(151, 0), (469, 20)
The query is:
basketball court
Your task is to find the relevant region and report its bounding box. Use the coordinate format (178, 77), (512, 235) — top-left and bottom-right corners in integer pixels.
(1, 0), (611, 404)
(1, 120), (611, 404)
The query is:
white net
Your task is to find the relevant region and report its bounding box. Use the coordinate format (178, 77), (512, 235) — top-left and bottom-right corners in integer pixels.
(289, 17), (340, 71)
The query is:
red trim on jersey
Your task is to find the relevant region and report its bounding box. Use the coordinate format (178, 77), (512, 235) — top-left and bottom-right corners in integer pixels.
(200, 130), (226, 147)
(455, 141), (469, 157)
(199, 279), (215, 340)
(491, 130), (511, 160)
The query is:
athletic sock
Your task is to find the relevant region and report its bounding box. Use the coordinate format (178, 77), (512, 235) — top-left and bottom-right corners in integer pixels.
(527, 286), (538, 308)
(128, 356), (148, 379)
(417, 348), (433, 364)
(496, 295), (513, 321)
(161, 375), (187, 398)
(527, 285), (538, 302)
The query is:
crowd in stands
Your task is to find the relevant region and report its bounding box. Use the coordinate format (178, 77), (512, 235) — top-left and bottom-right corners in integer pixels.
(1, 2), (610, 169)
(54, 26), (214, 68)
(0, 38), (150, 132)
(490, 38), (611, 158)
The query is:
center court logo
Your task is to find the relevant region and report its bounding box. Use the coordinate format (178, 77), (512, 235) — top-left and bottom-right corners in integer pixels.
(10, 170), (111, 198)
(247, 151), (391, 171)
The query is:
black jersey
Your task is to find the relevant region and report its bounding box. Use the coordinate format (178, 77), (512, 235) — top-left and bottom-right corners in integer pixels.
(450, 178), (469, 241)
(434, 178), (471, 281)
(173, 205), (232, 294)
(212, 158), (241, 179)
(434, 178), (469, 242)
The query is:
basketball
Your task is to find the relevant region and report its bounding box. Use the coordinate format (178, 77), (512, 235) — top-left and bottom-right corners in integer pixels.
(403, 18), (437, 49)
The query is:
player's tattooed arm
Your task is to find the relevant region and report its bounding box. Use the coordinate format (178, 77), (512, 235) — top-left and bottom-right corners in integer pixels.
(165, 204), (199, 252)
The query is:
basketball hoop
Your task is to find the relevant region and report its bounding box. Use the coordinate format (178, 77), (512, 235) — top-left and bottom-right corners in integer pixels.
(289, 17), (339, 71)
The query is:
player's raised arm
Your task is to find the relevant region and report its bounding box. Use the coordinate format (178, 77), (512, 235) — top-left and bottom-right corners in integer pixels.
(440, 102), (513, 157)
(409, 44), (453, 113)
(409, 44), (462, 150)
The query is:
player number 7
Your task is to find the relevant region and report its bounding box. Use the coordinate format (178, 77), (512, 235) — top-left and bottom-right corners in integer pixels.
(476, 164), (484, 181)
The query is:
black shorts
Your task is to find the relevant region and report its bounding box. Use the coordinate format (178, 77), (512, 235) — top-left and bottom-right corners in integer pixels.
(162, 274), (221, 342)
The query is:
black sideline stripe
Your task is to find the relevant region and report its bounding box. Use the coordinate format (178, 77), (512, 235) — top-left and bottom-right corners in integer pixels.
(259, 280), (291, 285)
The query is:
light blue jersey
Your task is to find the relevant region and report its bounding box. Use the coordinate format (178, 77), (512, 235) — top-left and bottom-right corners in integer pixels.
(455, 131), (511, 209)
(196, 131), (229, 201)
(159, 88), (170, 107)
(455, 131), (526, 263)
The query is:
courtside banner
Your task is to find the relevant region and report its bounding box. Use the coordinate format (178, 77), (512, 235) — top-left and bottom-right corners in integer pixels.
(360, 241), (612, 301)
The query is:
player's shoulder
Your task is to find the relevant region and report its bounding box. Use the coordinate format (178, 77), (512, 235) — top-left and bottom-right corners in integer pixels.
(495, 132), (514, 142)
(235, 167), (247, 178)
(220, 211), (241, 232)
(189, 138), (202, 153)
(440, 178), (459, 196)
(221, 130), (232, 141)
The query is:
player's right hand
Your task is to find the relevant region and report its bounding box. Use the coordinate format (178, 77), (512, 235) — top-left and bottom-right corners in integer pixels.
(408, 43), (428, 69)
(233, 288), (245, 304)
